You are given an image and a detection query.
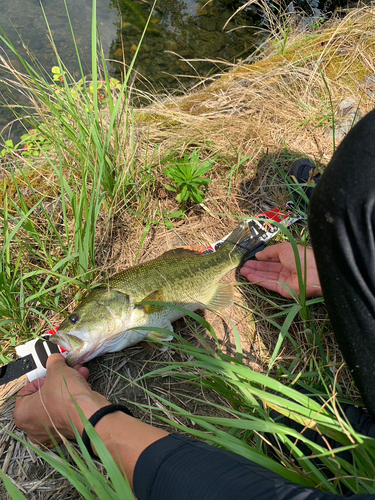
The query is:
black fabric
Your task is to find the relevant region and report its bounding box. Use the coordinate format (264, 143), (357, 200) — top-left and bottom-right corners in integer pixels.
(134, 434), (374, 500)
(309, 108), (375, 422)
(133, 111), (375, 499)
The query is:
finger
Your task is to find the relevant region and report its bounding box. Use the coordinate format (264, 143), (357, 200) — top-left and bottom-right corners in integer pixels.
(17, 377), (46, 397)
(46, 353), (67, 370)
(46, 354), (90, 389)
(45, 354), (73, 384)
(241, 261), (283, 273)
(71, 362), (90, 380)
(255, 243), (289, 261)
(246, 276), (283, 294)
(77, 366), (89, 380)
(240, 268), (281, 283)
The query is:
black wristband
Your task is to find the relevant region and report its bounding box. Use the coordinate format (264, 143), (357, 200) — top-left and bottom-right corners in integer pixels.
(82, 403), (134, 458)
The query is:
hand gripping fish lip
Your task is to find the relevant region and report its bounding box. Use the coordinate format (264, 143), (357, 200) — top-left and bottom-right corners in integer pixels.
(51, 330), (109, 365)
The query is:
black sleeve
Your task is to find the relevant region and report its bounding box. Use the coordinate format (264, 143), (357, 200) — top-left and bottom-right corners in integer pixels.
(309, 108), (375, 421)
(133, 434), (374, 500)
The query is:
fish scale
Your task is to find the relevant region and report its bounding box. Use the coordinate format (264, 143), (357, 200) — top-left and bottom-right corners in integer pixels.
(111, 249), (233, 303)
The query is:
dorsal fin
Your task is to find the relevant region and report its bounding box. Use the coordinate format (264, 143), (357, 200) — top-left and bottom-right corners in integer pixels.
(161, 247), (202, 257)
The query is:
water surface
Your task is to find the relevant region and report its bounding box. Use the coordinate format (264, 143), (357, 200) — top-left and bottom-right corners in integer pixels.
(0, 0), (349, 140)
(0, 0), (261, 139)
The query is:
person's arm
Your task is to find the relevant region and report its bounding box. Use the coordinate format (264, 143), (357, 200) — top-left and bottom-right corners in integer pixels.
(133, 433), (375, 500)
(13, 354), (168, 487)
(240, 242), (322, 298)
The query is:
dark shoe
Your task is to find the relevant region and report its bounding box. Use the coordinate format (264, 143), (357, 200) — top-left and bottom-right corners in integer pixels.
(287, 158), (322, 211)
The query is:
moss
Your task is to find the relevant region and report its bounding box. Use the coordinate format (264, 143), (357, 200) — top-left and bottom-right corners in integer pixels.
(0, 166), (60, 212)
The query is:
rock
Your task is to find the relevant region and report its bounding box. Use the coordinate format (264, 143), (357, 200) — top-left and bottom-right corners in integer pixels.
(336, 98), (358, 117)
(197, 7), (208, 16)
(28, 38), (44, 51)
(328, 98), (365, 142)
(360, 74), (375, 98)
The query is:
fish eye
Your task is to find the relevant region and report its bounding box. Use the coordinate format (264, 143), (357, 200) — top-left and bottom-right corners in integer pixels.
(69, 313), (80, 324)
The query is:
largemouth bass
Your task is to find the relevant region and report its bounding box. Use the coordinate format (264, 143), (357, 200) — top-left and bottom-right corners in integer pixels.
(51, 222), (262, 365)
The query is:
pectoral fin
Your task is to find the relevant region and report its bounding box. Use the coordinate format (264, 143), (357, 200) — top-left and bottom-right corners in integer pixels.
(148, 331), (174, 342)
(136, 290), (165, 314)
(207, 282), (234, 311)
(147, 322), (174, 351)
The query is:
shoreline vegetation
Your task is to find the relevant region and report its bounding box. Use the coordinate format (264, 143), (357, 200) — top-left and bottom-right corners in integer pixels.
(1, 3), (375, 498)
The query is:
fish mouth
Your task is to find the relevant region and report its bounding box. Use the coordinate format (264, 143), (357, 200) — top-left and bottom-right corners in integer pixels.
(50, 332), (99, 365)
(50, 332), (84, 354)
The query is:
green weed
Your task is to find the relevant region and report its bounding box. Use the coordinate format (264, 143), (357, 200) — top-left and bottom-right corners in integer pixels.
(163, 149), (215, 212)
(122, 297), (375, 495)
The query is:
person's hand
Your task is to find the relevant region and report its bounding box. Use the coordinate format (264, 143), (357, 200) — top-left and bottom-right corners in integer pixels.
(14, 353), (109, 446)
(14, 354), (169, 487)
(240, 242), (322, 299)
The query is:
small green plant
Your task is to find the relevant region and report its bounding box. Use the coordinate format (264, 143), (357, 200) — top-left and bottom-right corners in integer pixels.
(163, 150), (214, 211)
(279, 21), (291, 55)
(1, 130), (54, 159)
(0, 139), (16, 157)
(20, 128), (53, 157)
(162, 208), (185, 227)
(51, 65), (63, 82)
(51, 66), (122, 110)
(308, 17), (326, 30)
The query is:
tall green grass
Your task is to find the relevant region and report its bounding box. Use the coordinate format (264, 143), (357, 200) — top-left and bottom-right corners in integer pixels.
(0, 0), (158, 357)
(0, 1), (153, 496)
(1, 412), (136, 499)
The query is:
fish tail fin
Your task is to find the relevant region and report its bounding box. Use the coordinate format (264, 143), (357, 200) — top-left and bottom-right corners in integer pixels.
(220, 221), (266, 263)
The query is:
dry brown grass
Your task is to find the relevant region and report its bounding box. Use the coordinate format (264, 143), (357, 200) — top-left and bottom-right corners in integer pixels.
(135, 5), (375, 165)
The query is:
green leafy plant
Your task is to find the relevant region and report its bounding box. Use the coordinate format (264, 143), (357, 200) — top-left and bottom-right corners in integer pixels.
(51, 65), (63, 82)
(0, 139), (16, 157)
(162, 208), (185, 228)
(163, 150), (214, 210)
(20, 128), (53, 157)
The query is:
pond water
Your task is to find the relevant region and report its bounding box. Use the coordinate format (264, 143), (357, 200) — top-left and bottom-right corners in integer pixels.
(0, 0), (264, 137)
(0, 0), (346, 140)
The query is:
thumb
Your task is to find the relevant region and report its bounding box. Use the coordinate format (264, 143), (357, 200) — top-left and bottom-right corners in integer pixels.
(46, 352), (67, 369)
(255, 244), (282, 261)
(45, 353), (69, 380)
(255, 242), (293, 262)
